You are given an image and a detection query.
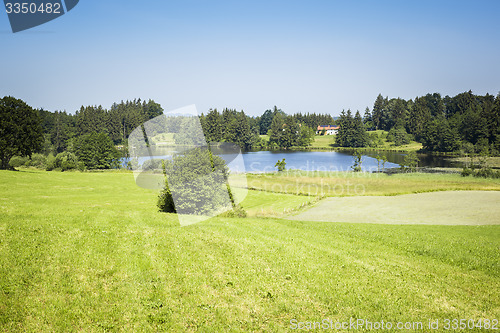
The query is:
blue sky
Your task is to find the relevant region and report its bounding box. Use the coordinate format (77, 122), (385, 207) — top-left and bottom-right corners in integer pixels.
(1, 0), (500, 116)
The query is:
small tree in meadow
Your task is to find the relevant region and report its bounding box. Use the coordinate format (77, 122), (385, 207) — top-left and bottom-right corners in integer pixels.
(158, 147), (245, 216)
(401, 151), (419, 172)
(275, 158), (286, 172)
(351, 151), (363, 172)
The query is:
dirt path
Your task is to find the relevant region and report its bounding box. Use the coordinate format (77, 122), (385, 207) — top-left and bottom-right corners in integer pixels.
(289, 191), (500, 225)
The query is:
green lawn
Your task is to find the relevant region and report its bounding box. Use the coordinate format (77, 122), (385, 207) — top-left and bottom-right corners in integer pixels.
(291, 191), (500, 225)
(237, 188), (317, 217)
(309, 131), (423, 152)
(150, 132), (175, 145)
(1, 170), (499, 331)
(310, 135), (335, 149)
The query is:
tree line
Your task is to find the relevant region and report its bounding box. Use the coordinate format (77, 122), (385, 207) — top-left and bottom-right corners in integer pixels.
(1, 96), (336, 170)
(337, 91), (500, 155)
(199, 106), (332, 150)
(1, 97), (163, 170)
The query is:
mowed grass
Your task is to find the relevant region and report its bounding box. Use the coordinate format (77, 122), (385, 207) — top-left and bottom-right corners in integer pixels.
(309, 132), (423, 151)
(310, 135), (335, 149)
(291, 191), (500, 225)
(247, 171), (500, 197)
(1, 170), (499, 331)
(237, 189), (317, 217)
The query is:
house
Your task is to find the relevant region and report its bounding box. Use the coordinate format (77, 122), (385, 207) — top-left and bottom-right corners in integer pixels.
(316, 125), (339, 135)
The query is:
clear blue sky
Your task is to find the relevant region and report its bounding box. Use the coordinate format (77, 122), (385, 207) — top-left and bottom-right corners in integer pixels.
(1, 0), (500, 116)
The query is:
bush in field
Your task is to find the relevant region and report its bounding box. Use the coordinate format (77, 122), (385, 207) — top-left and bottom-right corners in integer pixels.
(28, 153), (47, 168)
(157, 147), (237, 215)
(351, 152), (363, 172)
(46, 154), (56, 171)
(219, 204), (247, 218)
(401, 151), (419, 172)
(55, 152), (78, 171)
(8, 156), (28, 169)
(275, 158), (286, 172)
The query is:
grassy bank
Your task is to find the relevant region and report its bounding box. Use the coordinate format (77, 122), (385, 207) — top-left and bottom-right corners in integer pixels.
(291, 191), (500, 225)
(309, 131), (423, 152)
(246, 171), (500, 196)
(1, 170), (499, 331)
(260, 132), (423, 152)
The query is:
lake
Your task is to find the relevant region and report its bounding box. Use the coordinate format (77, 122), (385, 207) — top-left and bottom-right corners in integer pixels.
(238, 150), (399, 173)
(126, 149), (462, 173)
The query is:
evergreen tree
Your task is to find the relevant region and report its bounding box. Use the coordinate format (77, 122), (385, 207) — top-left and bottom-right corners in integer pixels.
(353, 111), (369, 147)
(204, 109), (223, 143)
(268, 111), (285, 148)
(73, 132), (119, 169)
(336, 110), (368, 148)
(372, 94), (386, 130)
(297, 125), (315, 147)
(407, 96), (431, 140)
(50, 111), (71, 153)
(223, 111), (255, 150)
(422, 117), (460, 152)
(387, 98), (408, 128)
(280, 116), (299, 148)
(363, 107), (373, 130)
(259, 109), (274, 135)
(75, 105), (108, 136)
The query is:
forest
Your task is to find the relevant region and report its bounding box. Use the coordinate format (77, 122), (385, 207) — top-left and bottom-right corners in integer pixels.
(340, 91), (500, 154)
(1, 90), (499, 170)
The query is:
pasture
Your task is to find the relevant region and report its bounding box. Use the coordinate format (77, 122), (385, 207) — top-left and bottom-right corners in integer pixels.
(290, 191), (500, 225)
(0, 170), (499, 331)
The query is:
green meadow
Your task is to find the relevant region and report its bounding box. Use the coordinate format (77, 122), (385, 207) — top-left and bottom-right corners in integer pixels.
(1, 170), (499, 332)
(247, 171), (500, 196)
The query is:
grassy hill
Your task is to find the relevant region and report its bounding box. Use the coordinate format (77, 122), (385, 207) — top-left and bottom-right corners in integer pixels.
(310, 131), (423, 151)
(0, 170), (499, 331)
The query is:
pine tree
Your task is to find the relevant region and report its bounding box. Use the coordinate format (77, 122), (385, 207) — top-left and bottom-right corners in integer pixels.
(204, 109), (223, 143)
(407, 96), (431, 140)
(353, 111), (368, 147)
(363, 107), (373, 130)
(372, 94), (386, 130)
(268, 111), (285, 148)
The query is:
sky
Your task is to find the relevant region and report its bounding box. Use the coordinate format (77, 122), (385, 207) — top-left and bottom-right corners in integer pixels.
(1, 0), (500, 117)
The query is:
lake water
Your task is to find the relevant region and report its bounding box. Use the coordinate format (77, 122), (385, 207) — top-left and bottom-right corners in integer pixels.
(239, 150), (399, 173)
(126, 149), (461, 173)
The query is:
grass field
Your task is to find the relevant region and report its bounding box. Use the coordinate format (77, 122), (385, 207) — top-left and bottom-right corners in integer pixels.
(291, 191), (500, 225)
(247, 171), (500, 196)
(261, 132), (423, 152)
(1, 170), (499, 331)
(309, 131), (423, 152)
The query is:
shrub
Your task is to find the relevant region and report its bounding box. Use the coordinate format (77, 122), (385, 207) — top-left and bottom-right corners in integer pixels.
(46, 154), (56, 171)
(29, 153), (47, 168)
(77, 161), (86, 172)
(275, 158), (286, 172)
(351, 152), (362, 172)
(55, 152), (78, 171)
(474, 167), (500, 179)
(461, 167), (473, 177)
(157, 147), (234, 215)
(219, 205), (247, 218)
(401, 151), (419, 172)
(8, 156), (28, 169)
